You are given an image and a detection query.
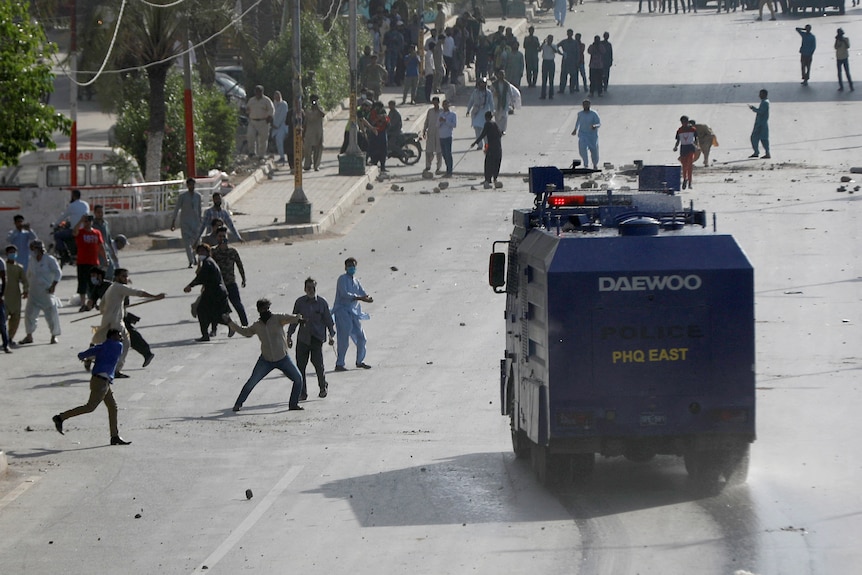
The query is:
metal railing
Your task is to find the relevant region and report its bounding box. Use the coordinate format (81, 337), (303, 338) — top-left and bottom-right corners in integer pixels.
(72, 175), (224, 215)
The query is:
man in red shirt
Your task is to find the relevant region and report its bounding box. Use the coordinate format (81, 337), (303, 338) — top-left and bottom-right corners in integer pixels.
(73, 214), (106, 312)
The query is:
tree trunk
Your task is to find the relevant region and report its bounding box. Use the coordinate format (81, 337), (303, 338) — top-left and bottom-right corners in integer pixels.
(144, 62), (171, 181)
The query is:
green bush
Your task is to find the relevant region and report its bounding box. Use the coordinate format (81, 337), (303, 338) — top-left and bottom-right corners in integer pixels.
(113, 72), (238, 179)
(253, 15), (369, 111)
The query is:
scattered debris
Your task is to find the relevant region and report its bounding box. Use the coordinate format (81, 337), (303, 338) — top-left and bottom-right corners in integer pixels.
(366, 183), (374, 190)
(390, 266), (399, 271)
(390, 184), (402, 191)
(459, 322), (466, 326)
(26, 426), (33, 432)
(433, 187), (440, 193)
(494, 181), (503, 188)
(840, 176), (853, 182)
(420, 190), (431, 194)
(438, 181), (449, 190)
(407, 226), (412, 231)
(422, 170), (434, 179)
(245, 489), (253, 500)
(367, 196), (375, 202)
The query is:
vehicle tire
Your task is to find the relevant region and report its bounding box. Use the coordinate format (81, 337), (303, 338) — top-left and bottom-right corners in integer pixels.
(684, 450), (722, 487)
(624, 445), (656, 463)
(511, 427), (531, 459)
(531, 444), (570, 486)
(721, 444), (751, 486)
(571, 453), (595, 482)
(399, 141), (422, 165)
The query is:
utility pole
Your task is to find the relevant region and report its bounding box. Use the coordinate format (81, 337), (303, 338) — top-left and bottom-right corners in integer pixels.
(285, 0), (310, 223)
(70, 0), (78, 187)
(182, 20), (196, 178)
(337, 0), (364, 176)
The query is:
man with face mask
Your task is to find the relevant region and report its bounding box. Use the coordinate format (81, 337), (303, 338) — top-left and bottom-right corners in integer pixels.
(184, 244), (232, 342)
(211, 226), (248, 327)
(287, 278), (336, 400)
(4, 245), (28, 347)
(332, 257), (374, 371)
(225, 299), (306, 412)
(18, 240), (62, 345)
(197, 192), (243, 244)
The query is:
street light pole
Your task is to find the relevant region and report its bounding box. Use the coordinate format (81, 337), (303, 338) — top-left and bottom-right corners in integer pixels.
(285, 0), (311, 223)
(70, 0), (78, 187)
(182, 20), (196, 178)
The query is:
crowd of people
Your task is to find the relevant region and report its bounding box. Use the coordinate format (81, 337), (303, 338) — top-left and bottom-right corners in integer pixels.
(0, 185), (378, 444)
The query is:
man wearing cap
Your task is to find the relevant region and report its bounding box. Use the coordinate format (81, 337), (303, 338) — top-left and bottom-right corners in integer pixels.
(246, 85), (275, 158)
(303, 95), (326, 171)
(18, 241), (62, 345)
(171, 178), (203, 268)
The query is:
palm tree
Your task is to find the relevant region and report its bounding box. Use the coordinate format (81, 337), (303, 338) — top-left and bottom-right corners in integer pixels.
(116, 3), (181, 181)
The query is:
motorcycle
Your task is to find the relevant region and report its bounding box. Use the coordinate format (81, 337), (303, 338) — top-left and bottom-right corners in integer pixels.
(387, 132), (423, 165)
(50, 221), (77, 268)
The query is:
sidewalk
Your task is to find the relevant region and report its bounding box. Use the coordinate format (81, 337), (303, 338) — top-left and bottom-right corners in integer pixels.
(148, 15), (528, 250)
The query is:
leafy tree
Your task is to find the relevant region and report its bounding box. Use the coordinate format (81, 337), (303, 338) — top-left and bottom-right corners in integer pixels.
(113, 72), (237, 180)
(254, 14), (368, 111)
(0, 0), (71, 166)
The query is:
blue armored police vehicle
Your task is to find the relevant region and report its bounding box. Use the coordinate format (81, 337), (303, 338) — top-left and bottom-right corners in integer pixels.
(489, 166), (755, 486)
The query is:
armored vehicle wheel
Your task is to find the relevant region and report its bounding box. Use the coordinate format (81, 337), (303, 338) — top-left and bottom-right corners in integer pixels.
(721, 444), (751, 486)
(531, 445), (569, 486)
(571, 453), (596, 482)
(624, 446), (656, 463)
(511, 426), (531, 459)
(684, 450), (723, 487)
(686, 444), (750, 488)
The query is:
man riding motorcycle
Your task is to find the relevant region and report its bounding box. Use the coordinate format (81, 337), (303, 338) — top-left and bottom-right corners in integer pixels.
(52, 189), (90, 266)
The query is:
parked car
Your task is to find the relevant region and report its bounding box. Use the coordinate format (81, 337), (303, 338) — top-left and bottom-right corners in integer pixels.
(214, 72), (247, 112)
(215, 65), (244, 88)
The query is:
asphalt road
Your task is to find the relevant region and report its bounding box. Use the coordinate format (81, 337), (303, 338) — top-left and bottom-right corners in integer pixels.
(2, 4), (861, 574)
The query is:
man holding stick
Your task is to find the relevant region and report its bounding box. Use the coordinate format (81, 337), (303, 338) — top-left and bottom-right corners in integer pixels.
(85, 268), (164, 378)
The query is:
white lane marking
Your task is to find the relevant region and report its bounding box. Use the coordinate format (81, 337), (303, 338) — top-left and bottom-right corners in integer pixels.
(168, 365), (184, 373)
(192, 465), (303, 573)
(128, 392), (145, 402)
(148, 378), (166, 387)
(0, 476), (41, 511)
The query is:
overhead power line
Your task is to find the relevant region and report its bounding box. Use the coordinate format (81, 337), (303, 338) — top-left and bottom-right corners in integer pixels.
(57, 0), (267, 77)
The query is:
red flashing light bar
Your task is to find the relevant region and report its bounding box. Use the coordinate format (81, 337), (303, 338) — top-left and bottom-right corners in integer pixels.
(548, 195), (587, 207)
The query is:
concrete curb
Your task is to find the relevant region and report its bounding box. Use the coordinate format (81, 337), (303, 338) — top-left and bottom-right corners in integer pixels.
(0, 450), (7, 478)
